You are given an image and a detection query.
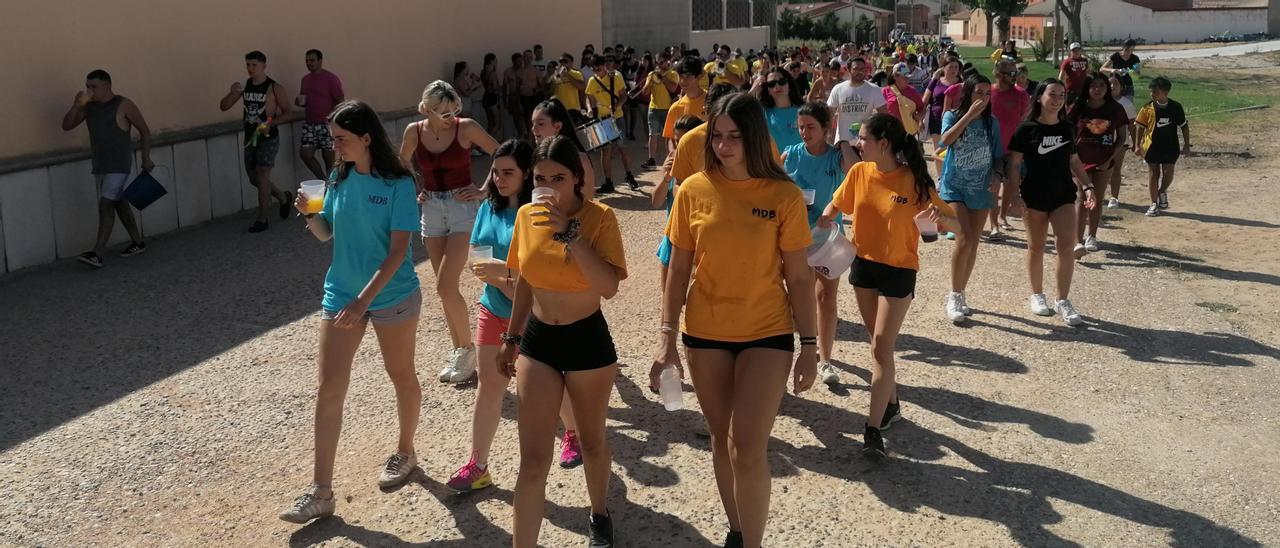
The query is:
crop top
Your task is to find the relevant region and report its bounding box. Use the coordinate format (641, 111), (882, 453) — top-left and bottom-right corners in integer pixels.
(414, 122), (473, 192)
(506, 200), (627, 292)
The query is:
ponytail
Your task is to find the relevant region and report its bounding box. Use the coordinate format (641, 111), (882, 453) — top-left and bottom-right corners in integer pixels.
(900, 134), (935, 205)
(864, 113), (936, 204)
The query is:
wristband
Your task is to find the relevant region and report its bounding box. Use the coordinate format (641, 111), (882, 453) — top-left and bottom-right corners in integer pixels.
(500, 332), (523, 345)
(660, 325), (677, 334)
(799, 336), (818, 346)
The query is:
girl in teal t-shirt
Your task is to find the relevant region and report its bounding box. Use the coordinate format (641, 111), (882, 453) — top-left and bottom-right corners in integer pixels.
(447, 139), (579, 494)
(757, 67), (805, 151)
(281, 101), (423, 524)
(780, 102), (851, 388)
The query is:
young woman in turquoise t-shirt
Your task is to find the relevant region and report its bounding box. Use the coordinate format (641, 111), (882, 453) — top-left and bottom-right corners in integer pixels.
(280, 101), (423, 524)
(781, 101), (852, 388)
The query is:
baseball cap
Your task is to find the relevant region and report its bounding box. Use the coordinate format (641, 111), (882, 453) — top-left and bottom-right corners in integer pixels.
(893, 62), (911, 76)
(1070, 42), (1082, 50)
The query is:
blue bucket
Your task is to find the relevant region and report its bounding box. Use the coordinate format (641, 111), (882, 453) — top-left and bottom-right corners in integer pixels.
(122, 167), (169, 210)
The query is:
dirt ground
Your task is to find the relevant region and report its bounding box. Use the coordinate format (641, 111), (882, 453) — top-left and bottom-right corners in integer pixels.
(2, 55), (1278, 547)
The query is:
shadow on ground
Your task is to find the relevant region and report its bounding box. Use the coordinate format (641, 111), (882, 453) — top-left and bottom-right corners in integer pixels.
(0, 213), (428, 452)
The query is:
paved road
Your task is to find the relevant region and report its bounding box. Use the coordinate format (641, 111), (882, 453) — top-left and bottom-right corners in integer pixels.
(1142, 40), (1280, 60)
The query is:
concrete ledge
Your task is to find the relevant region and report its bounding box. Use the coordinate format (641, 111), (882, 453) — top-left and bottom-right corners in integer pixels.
(1, 111), (421, 276)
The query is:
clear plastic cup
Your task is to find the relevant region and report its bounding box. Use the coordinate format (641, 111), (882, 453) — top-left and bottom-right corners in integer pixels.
(470, 245), (493, 263)
(659, 364), (683, 411)
(531, 187), (557, 213)
(299, 180), (326, 214)
(802, 188), (816, 206)
(915, 211), (938, 243)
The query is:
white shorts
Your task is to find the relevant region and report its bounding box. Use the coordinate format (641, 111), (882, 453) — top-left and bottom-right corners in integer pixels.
(96, 173), (130, 201)
(420, 191), (480, 238)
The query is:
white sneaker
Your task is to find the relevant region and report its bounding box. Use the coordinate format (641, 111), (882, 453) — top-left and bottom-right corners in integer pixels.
(1106, 197), (1119, 209)
(1029, 294), (1054, 316)
(280, 485), (335, 524)
(819, 361), (840, 385)
(1073, 243), (1088, 260)
(1083, 235), (1099, 252)
(1057, 299), (1083, 326)
(377, 452), (417, 487)
(438, 347), (477, 384)
(1145, 203), (1159, 217)
(945, 292), (967, 324)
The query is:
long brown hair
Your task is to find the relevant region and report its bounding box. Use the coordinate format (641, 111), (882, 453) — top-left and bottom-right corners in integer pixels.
(701, 93), (791, 182)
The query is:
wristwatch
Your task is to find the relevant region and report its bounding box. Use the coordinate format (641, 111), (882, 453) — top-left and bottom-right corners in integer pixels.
(500, 332), (523, 345)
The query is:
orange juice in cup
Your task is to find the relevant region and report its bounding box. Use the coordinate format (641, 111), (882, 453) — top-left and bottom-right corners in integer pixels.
(299, 180), (326, 214)
(531, 187), (557, 214)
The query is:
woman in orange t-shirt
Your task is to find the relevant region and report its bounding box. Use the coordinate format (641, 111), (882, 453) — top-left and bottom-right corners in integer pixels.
(497, 135), (628, 547)
(819, 113), (960, 460)
(654, 93), (819, 548)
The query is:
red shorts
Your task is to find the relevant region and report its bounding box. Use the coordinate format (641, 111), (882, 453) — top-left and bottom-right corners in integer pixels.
(474, 303), (511, 347)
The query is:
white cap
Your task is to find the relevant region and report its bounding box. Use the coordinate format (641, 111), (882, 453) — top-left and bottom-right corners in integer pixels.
(1070, 42), (1082, 50)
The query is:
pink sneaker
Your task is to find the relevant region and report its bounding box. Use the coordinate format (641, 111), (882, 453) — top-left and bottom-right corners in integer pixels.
(559, 430), (583, 468)
(446, 458), (493, 493)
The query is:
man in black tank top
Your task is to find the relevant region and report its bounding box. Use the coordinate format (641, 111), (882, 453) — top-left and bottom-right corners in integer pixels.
(219, 50), (295, 233)
(60, 69), (153, 268)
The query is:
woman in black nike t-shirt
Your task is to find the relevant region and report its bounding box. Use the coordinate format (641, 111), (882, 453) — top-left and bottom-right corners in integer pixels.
(1007, 78), (1096, 328)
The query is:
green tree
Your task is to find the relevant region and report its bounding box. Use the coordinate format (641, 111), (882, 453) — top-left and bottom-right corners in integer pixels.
(1055, 0), (1084, 45)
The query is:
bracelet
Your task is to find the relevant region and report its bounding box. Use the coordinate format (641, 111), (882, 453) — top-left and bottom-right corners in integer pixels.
(660, 325), (677, 334)
(799, 336), (817, 346)
(1082, 186), (1094, 192)
(500, 332), (523, 345)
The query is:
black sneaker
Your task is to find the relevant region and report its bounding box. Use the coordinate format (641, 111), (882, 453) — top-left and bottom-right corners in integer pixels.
(597, 180), (616, 195)
(625, 172), (639, 191)
(588, 512), (614, 547)
(119, 241), (147, 257)
(862, 425), (886, 460)
(1158, 191), (1169, 209)
(77, 252), (104, 269)
(723, 530), (744, 548)
(280, 191), (294, 219)
(640, 158), (657, 169)
(248, 221), (269, 233)
(879, 401), (902, 431)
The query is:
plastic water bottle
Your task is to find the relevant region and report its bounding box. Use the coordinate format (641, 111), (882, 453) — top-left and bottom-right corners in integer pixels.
(659, 365), (683, 411)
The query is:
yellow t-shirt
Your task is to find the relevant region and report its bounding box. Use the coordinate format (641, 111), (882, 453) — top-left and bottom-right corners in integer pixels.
(1134, 102), (1156, 154)
(585, 71), (627, 119)
(552, 69), (584, 112)
(670, 122), (782, 183)
(506, 200), (628, 292)
(829, 162), (955, 271)
(647, 69), (678, 110)
(662, 92), (707, 140)
(703, 59), (747, 87)
(665, 170), (812, 341)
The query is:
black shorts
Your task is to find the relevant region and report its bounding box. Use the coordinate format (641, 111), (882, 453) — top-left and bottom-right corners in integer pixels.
(1144, 145), (1180, 165)
(682, 333), (794, 355)
(519, 94), (542, 118)
(520, 309), (617, 372)
(482, 91), (498, 109)
(848, 256), (917, 299)
(1020, 181), (1078, 213)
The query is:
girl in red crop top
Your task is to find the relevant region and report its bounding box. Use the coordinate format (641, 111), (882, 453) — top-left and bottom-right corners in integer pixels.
(497, 136), (627, 548)
(398, 80), (499, 385)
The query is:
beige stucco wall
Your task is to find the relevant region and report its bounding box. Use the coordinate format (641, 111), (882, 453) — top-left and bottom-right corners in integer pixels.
(0, 0), (601, 162)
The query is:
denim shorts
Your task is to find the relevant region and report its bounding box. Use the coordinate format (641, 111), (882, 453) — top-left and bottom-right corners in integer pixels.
(420, 191), (481, 237)
(647, 108), (668, 136)
(321, 288), (422, 325)
(243, 135), (279, 173)
(939, 184), (996, 210)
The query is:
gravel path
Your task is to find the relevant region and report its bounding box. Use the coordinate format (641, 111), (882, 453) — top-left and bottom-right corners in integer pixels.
(2, 136), (1278, 547)
(1139, 40), (1280, 60)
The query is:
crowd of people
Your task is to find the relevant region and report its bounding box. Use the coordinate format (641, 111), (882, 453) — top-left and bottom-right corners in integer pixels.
(61, 37), (1193, 548)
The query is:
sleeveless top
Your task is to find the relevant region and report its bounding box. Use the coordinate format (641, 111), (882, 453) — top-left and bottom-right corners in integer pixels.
(85, 96), (132, 175)
(414, 122), (472, 192)
(243, 77), (279, 139)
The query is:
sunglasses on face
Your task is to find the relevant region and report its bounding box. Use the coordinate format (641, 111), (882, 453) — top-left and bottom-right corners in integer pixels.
(434, 108), (462, 120)
(764, 80), (786, 89)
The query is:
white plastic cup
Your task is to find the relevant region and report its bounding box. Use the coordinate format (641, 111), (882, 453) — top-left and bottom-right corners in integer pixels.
(659, 364), (683, 411)
(915, 211), (939, 243)
(802, 188), (817, 206)
(532, 187), (557, 204)
(470, 245), (493, 262)
(296, 94), (308, 107)
(299, 180), (326, 214)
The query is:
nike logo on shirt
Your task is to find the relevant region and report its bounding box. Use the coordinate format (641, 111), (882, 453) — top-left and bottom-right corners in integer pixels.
(1037, 136), (1069, 155)
(1156, 118), (1171, 127)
